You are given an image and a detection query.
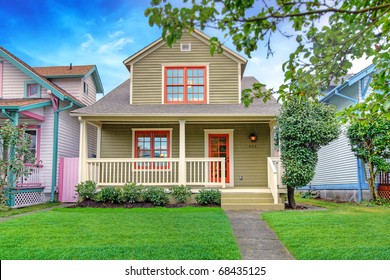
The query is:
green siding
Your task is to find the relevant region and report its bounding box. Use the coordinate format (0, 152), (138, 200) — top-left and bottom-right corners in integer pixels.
(101, 124), (179, 158)
(131, 32), (240, 105)
(186, 123), (270, 187)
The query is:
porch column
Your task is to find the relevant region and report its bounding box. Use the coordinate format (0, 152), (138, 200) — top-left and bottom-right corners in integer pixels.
(269, 120), (277, 157)
(179, 120), (186, 185)
(78, 117), (89, 182)
(96, 126), (102, 158)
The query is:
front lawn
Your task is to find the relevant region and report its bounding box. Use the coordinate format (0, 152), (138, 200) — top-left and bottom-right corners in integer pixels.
(262, 198), (390, 260)
(0, 207), (240, 260)
(0, 202), (61, 218)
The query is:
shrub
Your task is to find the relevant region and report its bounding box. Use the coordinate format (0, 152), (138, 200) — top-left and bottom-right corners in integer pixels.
(0, 189), (9, 211)
(122, 182), (144, 203)
(169, 185), (192, 203)
(144, 187), (169, 206)
(75, 180), (97, 202)
(95, 187), (122, 204)
(195, 189), (221, 205)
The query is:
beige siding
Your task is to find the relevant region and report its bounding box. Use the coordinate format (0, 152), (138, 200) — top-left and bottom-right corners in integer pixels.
(131, 32), (240, 104)
(101, 124), (179, 158)
(100, 123), (270, 187)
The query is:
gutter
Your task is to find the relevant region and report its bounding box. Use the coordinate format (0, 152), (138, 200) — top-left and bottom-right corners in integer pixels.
(50, 101), (74, 202)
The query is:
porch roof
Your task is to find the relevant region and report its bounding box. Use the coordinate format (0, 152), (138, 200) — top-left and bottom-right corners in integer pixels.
(0, 98), (51, 111)
(71, 77), (281, 118)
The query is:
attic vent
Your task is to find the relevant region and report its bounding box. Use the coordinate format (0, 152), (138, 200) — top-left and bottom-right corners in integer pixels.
(180, 43), (191, 51)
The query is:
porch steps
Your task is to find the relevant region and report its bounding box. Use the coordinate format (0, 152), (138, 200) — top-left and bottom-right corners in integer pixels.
(221, 189), (285, 211)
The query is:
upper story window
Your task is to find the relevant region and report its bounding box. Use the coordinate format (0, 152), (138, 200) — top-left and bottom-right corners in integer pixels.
(27, 83), (38, 97)
(83, 81), (89, 95)
(165, 66), (206, 104)
(24, 81), (41, 98)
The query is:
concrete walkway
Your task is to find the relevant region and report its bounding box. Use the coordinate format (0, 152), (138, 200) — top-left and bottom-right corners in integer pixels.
(226, 210), (295, 260)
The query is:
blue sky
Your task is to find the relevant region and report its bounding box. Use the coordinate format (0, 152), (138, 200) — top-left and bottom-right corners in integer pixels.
(0, 0), (371, 96)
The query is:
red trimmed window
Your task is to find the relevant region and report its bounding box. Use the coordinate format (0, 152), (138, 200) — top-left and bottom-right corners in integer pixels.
(165, 66), (206, 103)
(134, 130), (170, 168)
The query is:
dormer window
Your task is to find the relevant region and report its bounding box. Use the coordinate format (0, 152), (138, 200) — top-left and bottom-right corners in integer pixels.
(164, 66), (206, 104)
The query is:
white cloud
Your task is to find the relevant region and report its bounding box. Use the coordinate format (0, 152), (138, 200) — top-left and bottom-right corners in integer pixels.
(108, 31), (125, 38)
(81, 33), (94, 49)
(98, 38), (134, 53)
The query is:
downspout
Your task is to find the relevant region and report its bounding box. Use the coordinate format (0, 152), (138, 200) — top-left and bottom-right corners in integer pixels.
(50, 101), (74, 202)
(357, 159), (364, 202)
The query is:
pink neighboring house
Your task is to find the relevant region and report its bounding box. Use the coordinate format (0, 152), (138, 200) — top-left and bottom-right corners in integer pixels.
(0, 47), (103, 207)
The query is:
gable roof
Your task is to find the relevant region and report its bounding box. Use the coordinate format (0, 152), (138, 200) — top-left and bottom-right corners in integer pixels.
(0, 47), (84, 107)
(320, 64), (374, 103)
(34, 65), (104, 94)
(71, 76), (280, 118)
(123, 29), (247, 71)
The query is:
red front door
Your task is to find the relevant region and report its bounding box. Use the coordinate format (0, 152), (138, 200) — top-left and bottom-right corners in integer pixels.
(208, 134), (230, 183)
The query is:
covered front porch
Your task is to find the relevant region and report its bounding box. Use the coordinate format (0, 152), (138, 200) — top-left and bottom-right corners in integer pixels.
(78, 116), (285, 209)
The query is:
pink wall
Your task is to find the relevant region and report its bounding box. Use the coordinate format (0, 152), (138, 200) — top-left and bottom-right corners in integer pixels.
(58, 157), (79, 203)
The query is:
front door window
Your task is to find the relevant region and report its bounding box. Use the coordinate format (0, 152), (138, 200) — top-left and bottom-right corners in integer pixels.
(208, 134), (230, 183)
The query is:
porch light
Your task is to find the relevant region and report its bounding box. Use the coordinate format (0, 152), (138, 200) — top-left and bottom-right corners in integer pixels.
(249, 133), (257, 142)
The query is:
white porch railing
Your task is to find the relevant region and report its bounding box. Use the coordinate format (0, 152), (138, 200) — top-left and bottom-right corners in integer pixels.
(267, 157), (283, 204)
(17, 164), (43, 187)
(86, 158), (226, 188)
(186, 158), (226, 188)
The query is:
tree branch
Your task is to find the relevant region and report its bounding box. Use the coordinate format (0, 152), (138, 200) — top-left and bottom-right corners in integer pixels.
(240, 3), (390, 22)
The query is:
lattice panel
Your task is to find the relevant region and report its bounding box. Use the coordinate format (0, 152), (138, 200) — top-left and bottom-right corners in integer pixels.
(378, 191), (390, 201)
(13, 191), (45, 208)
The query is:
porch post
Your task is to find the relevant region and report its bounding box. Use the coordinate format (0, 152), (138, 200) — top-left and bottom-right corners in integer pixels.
(96, 126), (102, 158)
(179, 120), (186, 185)
(269, 120), (277, 157)
(78, 117), (88, 182)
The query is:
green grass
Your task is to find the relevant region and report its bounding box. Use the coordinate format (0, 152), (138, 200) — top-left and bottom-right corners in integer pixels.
(262, 198), (390, 260)
(0, 202), (61, 218)
(0, 207), (240, 260)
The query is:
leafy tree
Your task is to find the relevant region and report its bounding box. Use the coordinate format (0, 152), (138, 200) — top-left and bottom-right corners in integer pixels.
(145, 0), (390, 106)
(340, 93), (390, 201)
(0, 120), (35, 207)
(278, 96), (340, 207)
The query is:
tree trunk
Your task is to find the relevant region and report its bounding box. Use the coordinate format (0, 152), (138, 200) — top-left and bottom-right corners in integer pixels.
(287, 186), (296, 208)
(367, 162), (378, 201)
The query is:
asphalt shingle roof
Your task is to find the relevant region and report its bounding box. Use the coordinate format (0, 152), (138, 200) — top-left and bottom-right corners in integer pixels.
(72, 76), (281, 117)
(34, 65), (95, 77)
